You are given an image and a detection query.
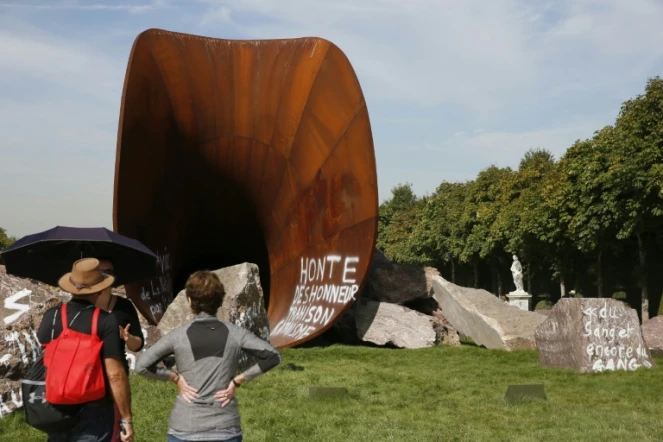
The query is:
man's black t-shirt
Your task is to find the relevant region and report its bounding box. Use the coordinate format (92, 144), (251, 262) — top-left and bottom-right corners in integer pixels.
(37, 298), (125, 400)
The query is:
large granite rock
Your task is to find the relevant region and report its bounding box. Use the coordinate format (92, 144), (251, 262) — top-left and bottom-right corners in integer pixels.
(354, 298), (457, 348)
(641, 316), (663, 357)
(536, 299), (655, 373)
(363, 249), (439, 305)
(157, 263), (270, 370)
(431, 275), (547, 350)
(0, 266), (72, 418)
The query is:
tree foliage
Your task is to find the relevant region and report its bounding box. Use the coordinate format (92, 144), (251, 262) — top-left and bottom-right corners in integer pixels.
(0, 227), (17, 265)
(377, 77), (663, 319)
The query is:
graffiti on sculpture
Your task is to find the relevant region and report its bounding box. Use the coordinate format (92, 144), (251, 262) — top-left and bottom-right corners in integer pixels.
(271, 255), (360, 342)
(114, 31), (378, 348)
(137, 249), (173, 323)
(583, 302), (653, 372)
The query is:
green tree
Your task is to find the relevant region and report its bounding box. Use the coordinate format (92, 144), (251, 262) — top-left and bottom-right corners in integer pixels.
(562, 129), (624, 298)
(377, 183), (424, 263)
(530, 157), (583, 298)
(460, 166), (514, 290)
(504, 148), (557, 292)
(412, 181), (468, 279)
(0, 227), (17, 265)
(610, 77), (663, 320)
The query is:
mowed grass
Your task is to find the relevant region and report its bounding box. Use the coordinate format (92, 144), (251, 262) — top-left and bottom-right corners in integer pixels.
(2, 345), (662, 441)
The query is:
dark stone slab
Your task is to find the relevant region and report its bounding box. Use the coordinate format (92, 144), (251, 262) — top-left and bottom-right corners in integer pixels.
(504, 384), (546, 404)
(309, 386), (348, 398)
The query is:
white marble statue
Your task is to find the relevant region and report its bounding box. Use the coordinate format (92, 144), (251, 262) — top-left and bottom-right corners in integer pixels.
(510, 255), (524, 292)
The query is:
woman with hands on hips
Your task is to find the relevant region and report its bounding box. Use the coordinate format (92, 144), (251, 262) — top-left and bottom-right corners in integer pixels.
(135, 270), (281, 442)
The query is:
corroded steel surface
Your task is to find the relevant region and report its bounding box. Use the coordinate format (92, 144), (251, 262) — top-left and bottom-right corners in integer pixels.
(113, 29), (378, 348)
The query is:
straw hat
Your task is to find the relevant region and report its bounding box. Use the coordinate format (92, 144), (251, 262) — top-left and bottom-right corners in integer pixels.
(58, 258), (115, 295)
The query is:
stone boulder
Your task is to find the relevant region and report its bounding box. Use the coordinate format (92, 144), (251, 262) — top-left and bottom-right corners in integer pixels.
(536, 299), (655, 373)
(362, 249), (439, 305)
(157, 263), (270, 370)
(1, 266), (72, 418)
(641, 316), (663, 357)
(431, 275), (547, 351)
(1, 265), (70, 326)
(354, 298), (458, 348)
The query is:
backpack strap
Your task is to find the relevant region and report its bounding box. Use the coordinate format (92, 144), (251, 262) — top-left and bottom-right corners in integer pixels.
(60, 303), (69, 332)
(60, 303), (99, 334)
(91, 308), (101, 337)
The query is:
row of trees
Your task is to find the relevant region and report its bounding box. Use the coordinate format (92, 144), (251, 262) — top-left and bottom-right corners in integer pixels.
(378, 77), (663, 321)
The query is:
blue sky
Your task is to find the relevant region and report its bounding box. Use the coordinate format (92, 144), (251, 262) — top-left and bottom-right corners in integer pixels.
(1, 0), (663, 237)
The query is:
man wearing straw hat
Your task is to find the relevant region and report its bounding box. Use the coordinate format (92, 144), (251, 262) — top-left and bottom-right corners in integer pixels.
(36, 258), (134, 442)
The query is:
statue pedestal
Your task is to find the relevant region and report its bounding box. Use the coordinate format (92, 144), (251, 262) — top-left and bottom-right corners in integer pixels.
(506, 290), (532, 311)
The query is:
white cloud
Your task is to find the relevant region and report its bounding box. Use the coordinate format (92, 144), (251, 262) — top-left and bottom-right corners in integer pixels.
(3, 0), (663, 234)
(0, 20), (124, 237)
(197, 0), (663, 123)
(0, 1), (168, 14)
(0, 26), (123, 103)
(198, 0), (538, 116)
(375, 118), (603, 202)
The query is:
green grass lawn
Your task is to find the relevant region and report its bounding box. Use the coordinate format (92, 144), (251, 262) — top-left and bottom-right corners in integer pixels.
(2, 345), (662, 441)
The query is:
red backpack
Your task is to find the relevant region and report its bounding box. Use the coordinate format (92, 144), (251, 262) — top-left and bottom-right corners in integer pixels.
(43, 303), (106, 404)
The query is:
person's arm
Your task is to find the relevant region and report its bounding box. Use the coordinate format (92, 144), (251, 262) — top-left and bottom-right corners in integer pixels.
(134, 330), (177, 382)
(135, 329), (200, 402)
(214, 327), (281, 407)
(100, 313), (134, 440)
(236, 328), (282, 384)
(118, 297), (144, 352)
(105, 357), (132, 419)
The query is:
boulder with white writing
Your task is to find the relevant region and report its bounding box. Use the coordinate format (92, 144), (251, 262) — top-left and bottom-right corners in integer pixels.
(642, 316), (663, 357)
(158, 263), (269, 370)
(0, 265), (70, 326)
(535, 298), (655, 373)
(355, 298), (445, 349)
(431, 275), (547, 350)
(0, 279), (69, 419)
(363, 249), (440, 305)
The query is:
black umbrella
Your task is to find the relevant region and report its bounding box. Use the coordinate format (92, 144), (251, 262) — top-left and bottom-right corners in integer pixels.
(0, 226), (157, 287)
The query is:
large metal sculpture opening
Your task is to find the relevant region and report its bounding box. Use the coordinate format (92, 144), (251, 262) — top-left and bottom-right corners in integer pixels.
(114, 29), (378, 348)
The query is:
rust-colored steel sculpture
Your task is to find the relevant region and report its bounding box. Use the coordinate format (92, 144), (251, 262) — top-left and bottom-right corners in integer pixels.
(113, 29), (378, 348)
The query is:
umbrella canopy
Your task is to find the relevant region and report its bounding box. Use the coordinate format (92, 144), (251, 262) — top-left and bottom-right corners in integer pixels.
(0, 226), (157, 287)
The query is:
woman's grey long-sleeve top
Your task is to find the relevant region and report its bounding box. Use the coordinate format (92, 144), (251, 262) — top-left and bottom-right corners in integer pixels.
(135, 312), (281, 435)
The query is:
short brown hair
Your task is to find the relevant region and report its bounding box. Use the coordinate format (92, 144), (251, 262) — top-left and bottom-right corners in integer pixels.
(185, 271), (225, 315)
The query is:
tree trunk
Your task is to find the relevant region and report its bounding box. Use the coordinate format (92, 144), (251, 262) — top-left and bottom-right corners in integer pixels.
(597, 249), (603, 298)
(559, 277), (566, 299)
(637, 233), (649, 322)
(451, 259), (456, 284)
(473, 262), (479, 288)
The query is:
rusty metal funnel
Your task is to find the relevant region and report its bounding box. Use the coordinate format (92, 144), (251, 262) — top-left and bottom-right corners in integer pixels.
(113, 29), (378, 348)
